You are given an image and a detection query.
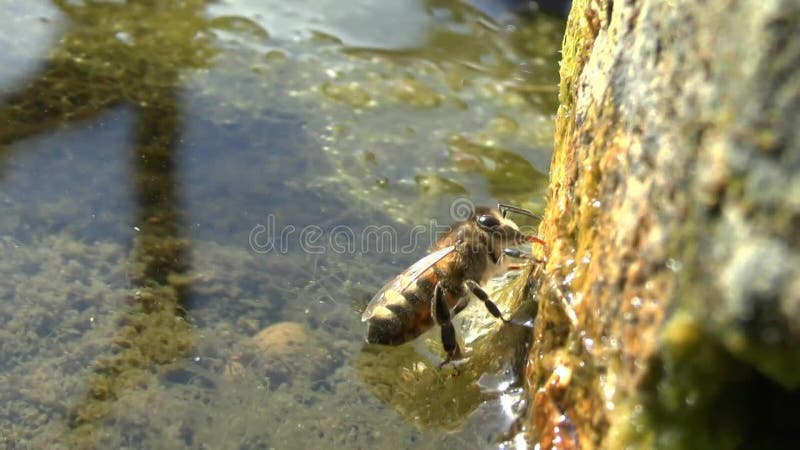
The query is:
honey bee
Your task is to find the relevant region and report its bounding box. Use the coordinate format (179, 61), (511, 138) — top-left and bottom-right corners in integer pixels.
(362, 203), (546, 365)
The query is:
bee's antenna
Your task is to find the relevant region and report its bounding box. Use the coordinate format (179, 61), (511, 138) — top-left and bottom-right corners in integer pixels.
(497, 203), (542, 221)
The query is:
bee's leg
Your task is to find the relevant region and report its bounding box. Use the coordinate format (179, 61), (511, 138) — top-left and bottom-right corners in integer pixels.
(465, 279), (510, 323)
(504, 247), (546, 263)
(451, 295), (470, 316)
(504, 247), (547, 270)
(431, 282), (462, 366)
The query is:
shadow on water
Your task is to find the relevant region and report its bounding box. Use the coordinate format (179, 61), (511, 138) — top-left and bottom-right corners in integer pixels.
(0, 0), (216, 445)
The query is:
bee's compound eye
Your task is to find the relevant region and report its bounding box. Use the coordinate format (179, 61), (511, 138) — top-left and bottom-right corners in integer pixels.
(477, 214), (501, 229)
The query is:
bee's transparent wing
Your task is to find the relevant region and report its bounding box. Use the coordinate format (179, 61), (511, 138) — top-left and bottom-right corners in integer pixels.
(362, 245), (456, 321)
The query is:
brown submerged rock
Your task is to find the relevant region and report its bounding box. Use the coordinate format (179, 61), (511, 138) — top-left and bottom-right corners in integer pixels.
(240, 321), (332, 388)
(251, 321), (310, 357)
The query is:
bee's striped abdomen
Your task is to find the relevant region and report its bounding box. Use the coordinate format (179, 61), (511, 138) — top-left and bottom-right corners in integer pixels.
(364, 280), (435, 345)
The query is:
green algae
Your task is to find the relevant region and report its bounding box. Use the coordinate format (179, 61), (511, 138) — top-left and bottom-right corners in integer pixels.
(446, 134), (548, 198)
(614, 310), (800, 450)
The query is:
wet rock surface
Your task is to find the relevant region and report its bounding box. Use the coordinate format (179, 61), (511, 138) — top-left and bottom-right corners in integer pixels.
(523, 0), (800, 448)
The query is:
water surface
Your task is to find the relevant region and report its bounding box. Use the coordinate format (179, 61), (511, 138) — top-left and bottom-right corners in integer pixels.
(0, 1), (563, 447)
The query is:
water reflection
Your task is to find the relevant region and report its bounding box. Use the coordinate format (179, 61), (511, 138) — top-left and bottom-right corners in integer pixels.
(312, 0), (560, 223)
(0, 0), (563, 447)
(0, 0), (219, 445)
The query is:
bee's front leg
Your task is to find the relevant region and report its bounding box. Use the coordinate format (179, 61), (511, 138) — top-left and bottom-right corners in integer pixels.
(503, 247), (547, 270)
(503, 247), (546, 263)
(465, 279), (510, 323)
(431, 282), (463, 367)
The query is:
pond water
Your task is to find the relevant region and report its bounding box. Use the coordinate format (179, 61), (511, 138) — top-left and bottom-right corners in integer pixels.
(0, 0), (563, 448)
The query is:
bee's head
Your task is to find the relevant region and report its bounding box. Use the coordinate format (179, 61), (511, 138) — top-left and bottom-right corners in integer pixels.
(471, 206), (528, 245)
